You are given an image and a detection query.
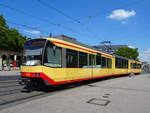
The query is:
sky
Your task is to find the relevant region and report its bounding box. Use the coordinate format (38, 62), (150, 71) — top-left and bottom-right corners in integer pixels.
(0, 0), (150, 62)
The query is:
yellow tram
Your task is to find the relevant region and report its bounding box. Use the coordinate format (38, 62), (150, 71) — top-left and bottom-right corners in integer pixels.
(20, 35), (142, 87)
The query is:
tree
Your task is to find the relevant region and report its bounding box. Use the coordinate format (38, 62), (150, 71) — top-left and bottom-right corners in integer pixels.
(0, 15), (26, 52)
(0, 15), (9, 49)
(114, 47), (139, 60)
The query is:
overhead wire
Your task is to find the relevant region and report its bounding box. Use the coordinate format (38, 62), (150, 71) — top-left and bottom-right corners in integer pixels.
(37, 0), (103, 41)
(0, 3), (97, 40)
(77, 0), (146, 22)
(7, 20), (50, 34)
(0, 21), (40, 37)
(37, 0), (80, 23)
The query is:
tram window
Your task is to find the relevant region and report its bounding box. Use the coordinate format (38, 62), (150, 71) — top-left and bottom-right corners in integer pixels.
(131, 63), (134, 69)
(43, 41), (61, 67)
(107, 58), (112, 68)
(116, 58), (128, 69)
(115, 58), (121, 68)
(139, 64), (141, 69)
(96, 54), (101, 68)
(135, 63), (141, 69)
(125, 60), (128, 68)
(101, 57), (107, 68)
(115, 58), (118, 68)
(119, 59), (122, 68)
(89, 54), (95, 67)
(134, 63), (137, 69)
(66, 49), (78, 68)
(116, 58), (128, 68)
(122, 60), (125, 68)
(122, 59), (128, 68)
(138, 64), (141, 69)
(79, 52), (88, 68)
(135, 63), (137, 69)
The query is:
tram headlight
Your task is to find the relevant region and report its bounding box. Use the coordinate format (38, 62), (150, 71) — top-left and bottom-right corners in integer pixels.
(35, 73), (40, 76)
(20, 72), (24, 76)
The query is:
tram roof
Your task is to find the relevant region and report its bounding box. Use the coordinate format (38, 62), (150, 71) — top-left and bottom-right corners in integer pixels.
(52, 35), (113, 57)
(31, 36), (141, 63)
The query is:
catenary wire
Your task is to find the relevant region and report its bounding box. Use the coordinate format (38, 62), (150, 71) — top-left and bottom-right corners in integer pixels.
(37, 0), (103, 40)
(77, 0), (146, 22)
(0, 3), (99, 40)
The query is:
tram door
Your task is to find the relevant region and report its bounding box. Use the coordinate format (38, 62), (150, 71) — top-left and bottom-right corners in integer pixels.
(131, 63), (134, 73)
(89, 54), (95, 79)
(89, 54), (95, 78)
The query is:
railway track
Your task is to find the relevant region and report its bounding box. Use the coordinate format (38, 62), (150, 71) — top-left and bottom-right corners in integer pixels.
(0, 72), (146, 110)
(0, 76), (48, 110)
(0, 75), (90, 110)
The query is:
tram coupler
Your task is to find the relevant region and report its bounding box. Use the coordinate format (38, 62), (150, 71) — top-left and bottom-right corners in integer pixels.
(19, 78), (33, 92)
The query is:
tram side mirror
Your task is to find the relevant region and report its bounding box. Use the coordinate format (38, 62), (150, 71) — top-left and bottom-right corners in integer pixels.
(53, 46), (56, 56)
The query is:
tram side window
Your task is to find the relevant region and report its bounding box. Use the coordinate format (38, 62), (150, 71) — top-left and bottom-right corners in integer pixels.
(101, 57), (107, 68)
(96, 54), (101, 68)
(115, 58), (118, 68)
(118, 59), (122, 68)
(122, 60), (128, 68)
(122, 59), (125, 68)
(79, 52), (88, 68)
(134, 63), (137, 69)
(66, 49), (78, 68)
(89, 54), (96, 67)
(138, 64), (141, 69)
(131, 63), (133, 69)
(133, 63), (141, 69)
(116, 58), (128, 68)
(115, 58), (121, 68)
(131, 63), (141, 69)
(107, 58), (112, 68)
(43, 41), (61, 67)
(126, 60), (129, 68)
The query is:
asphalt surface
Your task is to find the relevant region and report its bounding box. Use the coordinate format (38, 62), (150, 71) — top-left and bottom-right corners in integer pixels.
(0, 71), (150, 113)
(0, 71), (94, 110)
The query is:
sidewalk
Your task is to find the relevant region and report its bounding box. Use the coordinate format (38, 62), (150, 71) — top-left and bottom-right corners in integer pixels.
(0, 74), (150, 113)
(0, 70), (20, 76)
(0, 66), (20, 71)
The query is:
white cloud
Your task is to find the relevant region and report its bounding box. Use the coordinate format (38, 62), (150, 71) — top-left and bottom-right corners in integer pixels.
(128, 45), (136, 49)
(139, 48), (150, 62)
(24, 30), (41, 34)
(107, 9), (136, 20)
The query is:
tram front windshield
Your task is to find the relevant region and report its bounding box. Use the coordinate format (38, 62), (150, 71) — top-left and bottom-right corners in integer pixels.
(23, 39), (46, 66)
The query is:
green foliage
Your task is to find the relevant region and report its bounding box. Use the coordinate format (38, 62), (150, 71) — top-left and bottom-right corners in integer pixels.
(114, 47), (139, 60)
(0, 15), (26, 52)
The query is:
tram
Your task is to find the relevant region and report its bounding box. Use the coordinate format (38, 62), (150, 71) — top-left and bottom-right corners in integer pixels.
(20, 35), (142, 87)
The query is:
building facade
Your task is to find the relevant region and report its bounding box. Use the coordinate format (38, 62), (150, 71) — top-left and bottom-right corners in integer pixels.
(93, 45), (128, 53)
(0, 49), (22, 70)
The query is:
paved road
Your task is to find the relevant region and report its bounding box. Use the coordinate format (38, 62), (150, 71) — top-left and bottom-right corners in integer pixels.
(0, 73), (150, 113)
(0, 71), (91, 110)
(0, 71), (48, 110)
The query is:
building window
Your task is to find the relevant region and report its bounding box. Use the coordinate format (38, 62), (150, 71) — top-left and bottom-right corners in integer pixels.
(79, 52), (88, 68)
(66, 49), (78, 68)
(43, 41), (61, 67)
